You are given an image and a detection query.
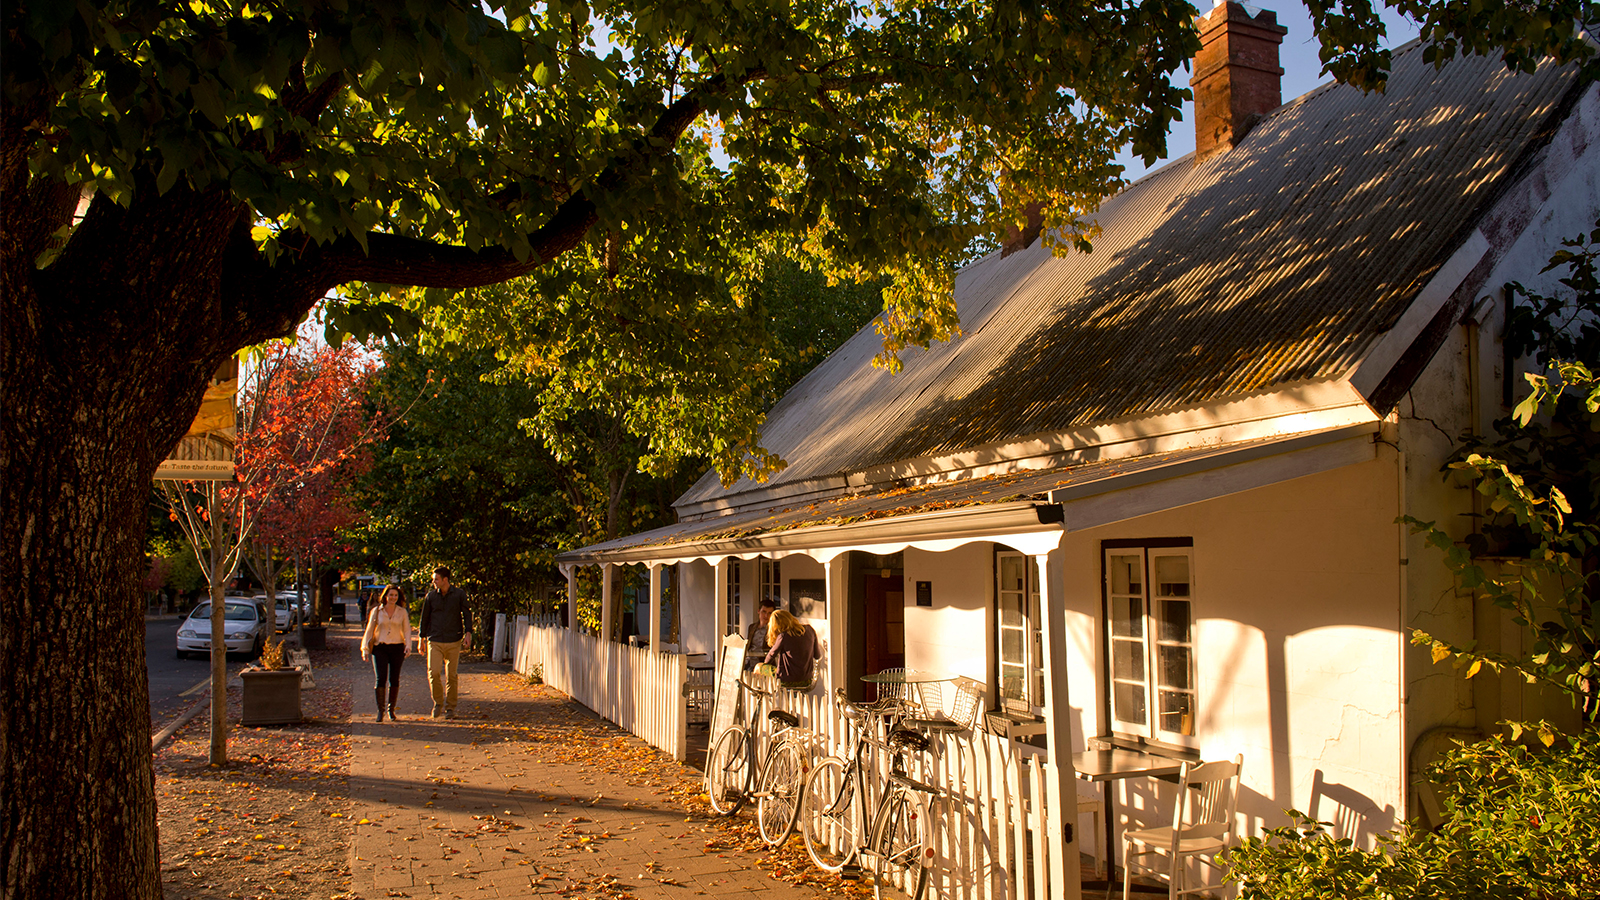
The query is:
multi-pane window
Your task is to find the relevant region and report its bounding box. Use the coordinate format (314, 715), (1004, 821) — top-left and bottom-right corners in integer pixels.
(1105, 546), (1196, 742)
(726, 560), (741, 636)
(760, 558), (782, 608)
(996, 552), (1044, 712)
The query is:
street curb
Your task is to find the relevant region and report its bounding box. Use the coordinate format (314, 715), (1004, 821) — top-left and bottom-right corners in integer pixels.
(152, 693), (210, 752)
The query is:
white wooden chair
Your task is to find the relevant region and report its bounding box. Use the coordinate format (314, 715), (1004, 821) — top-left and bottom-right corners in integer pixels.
(1121, 754), (1243, 899)
(982, 711), (1105, 877)
(1077, 785), (1105, 879)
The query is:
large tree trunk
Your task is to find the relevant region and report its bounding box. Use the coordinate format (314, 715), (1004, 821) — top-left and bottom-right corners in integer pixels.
(1, 338), (211, 897)
(1, 181), (308, 897)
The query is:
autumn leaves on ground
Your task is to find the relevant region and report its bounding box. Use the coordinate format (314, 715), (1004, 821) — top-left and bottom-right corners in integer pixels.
(152, 634), (872, 899)
(154, 639), (356, 898)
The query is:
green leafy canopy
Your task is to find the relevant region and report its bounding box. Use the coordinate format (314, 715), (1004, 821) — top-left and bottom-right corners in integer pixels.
(12, 1), (1596, 476)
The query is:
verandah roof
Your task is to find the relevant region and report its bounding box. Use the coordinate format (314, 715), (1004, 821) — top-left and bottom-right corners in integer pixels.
(558, 423), (1378, 568)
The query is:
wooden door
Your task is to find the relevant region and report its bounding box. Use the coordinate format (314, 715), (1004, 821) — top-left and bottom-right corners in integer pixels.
(863, 573), (905, 699)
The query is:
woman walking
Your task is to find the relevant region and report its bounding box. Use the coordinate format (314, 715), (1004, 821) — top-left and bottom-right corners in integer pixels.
(361, 585), (412, 722)
(762, 609), (822, 689)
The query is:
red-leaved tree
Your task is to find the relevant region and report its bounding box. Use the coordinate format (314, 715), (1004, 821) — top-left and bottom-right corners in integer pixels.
(241, 342), (381, 623)
(158, 340), (398, 763)
(243, 339), (380, 621)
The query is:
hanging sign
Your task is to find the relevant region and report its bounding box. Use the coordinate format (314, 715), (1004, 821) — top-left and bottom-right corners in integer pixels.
(155, 359), (238, 481)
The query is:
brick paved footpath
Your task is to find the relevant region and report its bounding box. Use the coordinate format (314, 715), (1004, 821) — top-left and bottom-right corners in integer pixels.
(346, 648), (836, 899)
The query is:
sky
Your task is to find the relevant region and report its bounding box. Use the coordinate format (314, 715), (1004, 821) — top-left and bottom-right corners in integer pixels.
(1115, 1), (1423, 180)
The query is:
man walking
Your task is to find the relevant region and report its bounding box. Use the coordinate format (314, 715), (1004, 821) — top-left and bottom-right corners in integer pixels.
(420, 566), (472, 719)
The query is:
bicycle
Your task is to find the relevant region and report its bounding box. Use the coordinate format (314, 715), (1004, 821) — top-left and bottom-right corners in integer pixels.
(705, 672), (813, 845)
(799, 688), (952, 900)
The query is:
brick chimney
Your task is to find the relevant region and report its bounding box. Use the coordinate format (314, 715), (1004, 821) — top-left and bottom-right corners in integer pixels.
(1191, 3), (1287, 161)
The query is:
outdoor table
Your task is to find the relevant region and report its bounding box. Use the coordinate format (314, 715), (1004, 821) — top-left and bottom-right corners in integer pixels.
(860, 669), (956, 685)
(860, 669), (953, 716)
(1072, 747), (1187, 896)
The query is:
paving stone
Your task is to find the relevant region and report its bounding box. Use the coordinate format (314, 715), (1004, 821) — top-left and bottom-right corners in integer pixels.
(346, 657), (840, 900)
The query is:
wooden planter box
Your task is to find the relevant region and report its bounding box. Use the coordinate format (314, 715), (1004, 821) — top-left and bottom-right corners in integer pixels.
(300, 625), (327, 650)
(240, 667), (303, 726)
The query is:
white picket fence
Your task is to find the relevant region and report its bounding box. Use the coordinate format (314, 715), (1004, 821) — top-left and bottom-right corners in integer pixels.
(766, 686), (1067, 900)
(510, 616), (688, 761)
(506, 616), (1071, 900)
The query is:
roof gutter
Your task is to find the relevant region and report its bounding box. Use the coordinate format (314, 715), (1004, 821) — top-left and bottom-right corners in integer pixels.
(556, 500), (1065, 567)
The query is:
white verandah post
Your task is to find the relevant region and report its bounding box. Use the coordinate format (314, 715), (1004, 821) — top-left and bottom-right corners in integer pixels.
(648, 563), (663, 654)
(1037, 550), (1083, 900)
(713, 559), (729, 653)
(601, 563), (615, 643)
(824, 556), (847, 701)
(564, 565), (576, 630)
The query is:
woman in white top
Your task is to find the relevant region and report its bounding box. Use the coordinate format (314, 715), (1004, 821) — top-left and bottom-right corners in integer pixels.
(361, 585), (412, 722)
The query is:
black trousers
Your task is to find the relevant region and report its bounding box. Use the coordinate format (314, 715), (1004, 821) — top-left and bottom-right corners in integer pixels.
(371, 643), (405, 689)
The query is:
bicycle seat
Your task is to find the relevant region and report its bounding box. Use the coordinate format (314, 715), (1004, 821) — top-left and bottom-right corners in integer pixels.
(901, 714), (966, 734)
(767, 709), (800, 729)
(886, 727), (931, 753)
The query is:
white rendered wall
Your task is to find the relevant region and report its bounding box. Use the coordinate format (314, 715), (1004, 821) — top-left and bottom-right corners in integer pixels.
(1057, 458), (1405, 849)
(902, 544), (992, 682)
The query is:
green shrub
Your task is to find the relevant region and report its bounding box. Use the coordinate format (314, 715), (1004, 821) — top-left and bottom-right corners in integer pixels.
(1227, 728), (1600, 900)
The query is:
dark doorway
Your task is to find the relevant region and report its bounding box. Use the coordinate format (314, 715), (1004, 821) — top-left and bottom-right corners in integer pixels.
(844, 551), (905, 702)
(862, 572), (905, 700)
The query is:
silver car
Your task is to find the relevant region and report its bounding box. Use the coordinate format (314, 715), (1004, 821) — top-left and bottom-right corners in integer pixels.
(175, 600), (269, 659)
(272, 595), (301, 633)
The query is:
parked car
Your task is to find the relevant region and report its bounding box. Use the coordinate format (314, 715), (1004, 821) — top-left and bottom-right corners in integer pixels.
(275, 589), (306, 618)
(272, 595), (301, 633)
(175, 600), (269, 659)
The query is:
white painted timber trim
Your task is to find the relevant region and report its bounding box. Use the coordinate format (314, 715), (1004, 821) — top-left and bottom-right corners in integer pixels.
(1347, 230), (1490, 400)
(1057, 426), (1378, 532)
(1350, 83), (1600, 402)
(588, 502), (1066, 569)
(562, 424), (1379, 571)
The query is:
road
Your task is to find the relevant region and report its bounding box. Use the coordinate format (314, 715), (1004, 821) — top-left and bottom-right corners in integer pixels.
(145, 616), (248, 734)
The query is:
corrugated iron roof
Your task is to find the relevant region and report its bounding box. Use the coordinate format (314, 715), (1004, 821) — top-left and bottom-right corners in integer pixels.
(678, 41), (1580, 514)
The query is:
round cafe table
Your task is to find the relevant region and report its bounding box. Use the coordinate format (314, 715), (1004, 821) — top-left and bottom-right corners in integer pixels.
(860, 669), (955, 685)
(859, 669), (955, 715)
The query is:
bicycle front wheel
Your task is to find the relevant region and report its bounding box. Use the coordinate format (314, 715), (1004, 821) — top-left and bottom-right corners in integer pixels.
(870, 787), (930, 900)
(756, 737), (805, 846)
(706, 725), (750, 816)
(799, 756), (855, 872)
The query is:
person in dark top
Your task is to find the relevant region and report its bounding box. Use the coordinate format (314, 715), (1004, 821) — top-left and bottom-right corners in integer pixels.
(420, 566), (472, 719)
(744, 599), (777, 670)
(763, 609), (821, 688)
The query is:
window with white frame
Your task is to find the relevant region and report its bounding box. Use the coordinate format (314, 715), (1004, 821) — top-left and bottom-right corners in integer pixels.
(1105, 544), (1196, 742)
(726, 560), (741, 635)
(760, 558), (782, 608)
(996, 551), (1044, 712)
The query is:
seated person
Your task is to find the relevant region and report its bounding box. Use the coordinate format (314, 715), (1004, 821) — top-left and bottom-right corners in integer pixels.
(762, 609), (821, 688)
(744, 599), (777, 670)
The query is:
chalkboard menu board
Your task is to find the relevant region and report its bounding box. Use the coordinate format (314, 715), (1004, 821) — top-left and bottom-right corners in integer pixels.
(788, 578), (826, 617)
(709, 632), (748, 741)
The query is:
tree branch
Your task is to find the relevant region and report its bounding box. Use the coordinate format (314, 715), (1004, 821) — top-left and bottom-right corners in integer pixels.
(286, 74), (742, 293)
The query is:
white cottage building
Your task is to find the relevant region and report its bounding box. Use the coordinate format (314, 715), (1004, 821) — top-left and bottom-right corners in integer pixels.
(528, 5), (1600, 898)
